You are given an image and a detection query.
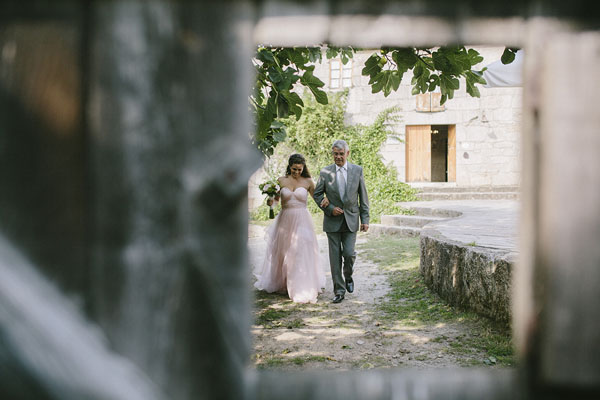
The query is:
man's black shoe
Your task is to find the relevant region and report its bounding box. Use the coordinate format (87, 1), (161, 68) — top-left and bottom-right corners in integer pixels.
(346, 279), (354, 293)
(332, 294), (344, 303)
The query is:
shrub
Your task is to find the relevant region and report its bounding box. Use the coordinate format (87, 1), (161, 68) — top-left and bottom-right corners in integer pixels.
(284, 91), (417, 222)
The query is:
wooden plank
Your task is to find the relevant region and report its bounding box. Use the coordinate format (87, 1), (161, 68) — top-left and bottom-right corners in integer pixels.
(405, 126), (414, 181)
(419, 125), (432, 181)
(405, 125), (431, 182)
(535, 32), (600, 388)
(255, 369), (517, 400)
(447, 125), (456, 182)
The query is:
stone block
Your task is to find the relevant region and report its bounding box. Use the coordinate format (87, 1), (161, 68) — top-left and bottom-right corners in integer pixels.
(492, 108), (518, 123)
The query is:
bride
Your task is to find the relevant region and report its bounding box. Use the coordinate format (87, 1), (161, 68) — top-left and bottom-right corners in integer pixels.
(253, 153), (326, 303)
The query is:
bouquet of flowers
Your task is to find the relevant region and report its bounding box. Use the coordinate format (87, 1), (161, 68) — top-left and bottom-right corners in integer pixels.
(259, 179), (280, 219)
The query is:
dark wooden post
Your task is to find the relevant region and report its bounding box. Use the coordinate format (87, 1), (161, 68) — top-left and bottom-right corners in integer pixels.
(88, 1), (259, 399)
(0, 1), (259, 400)
(517, 26), (600, 399)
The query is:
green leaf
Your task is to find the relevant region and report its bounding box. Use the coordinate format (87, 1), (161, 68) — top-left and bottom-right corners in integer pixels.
(466, 79), (481, 98)
(464, 70), (486, 98)
(285, 91), (304, 108)
(341, 47), (354, 64)
(285, 48), (308, 67)
(439, 74), (459, 101)
(326, 46), (339, 59)
(272, 128), (286, 142)
(267, 67), (283, 83)
(380, 71), (393, 96)
(306, 47), (322, 63)
(432, 52), (452, 73)
(371, 72), (385, 94)
(362, 55), (382, 78)
(467, 48), (484, 65)
(256, 110), (272, 139)
(310, 87), (328, 105)
(284, 91), (304, 120)
(369, 71), (382, 86)
(276, 94), (289, 118)
(266, 94), (277, 117)
(501, 48), (517, 64)
(413, 65), (424, 79)
(427, 74), (440, 92)
(440, 74), (459, 90)
(270, 120), (284, 129)
(392, 48), (418, 70)
(466, 70), (487, 85)
(300, 70), (325, 88)
(257, 48), (275, 64)
(390, 71), (401, 91)
(412, 67), (431, 95)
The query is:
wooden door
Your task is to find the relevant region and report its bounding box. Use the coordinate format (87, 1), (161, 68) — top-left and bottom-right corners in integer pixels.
(405, 125), (431, 182)
(447, 125), (456, 182)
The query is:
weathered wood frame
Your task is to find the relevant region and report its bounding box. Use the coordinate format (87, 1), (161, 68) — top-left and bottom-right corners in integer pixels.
(0, 1), (598, 400)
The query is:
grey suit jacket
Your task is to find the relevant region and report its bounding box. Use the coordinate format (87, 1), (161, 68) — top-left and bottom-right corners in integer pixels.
(313, 163), (369, 232)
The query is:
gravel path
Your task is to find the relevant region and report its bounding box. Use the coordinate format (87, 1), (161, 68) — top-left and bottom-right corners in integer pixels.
(248, 224), (509, 371)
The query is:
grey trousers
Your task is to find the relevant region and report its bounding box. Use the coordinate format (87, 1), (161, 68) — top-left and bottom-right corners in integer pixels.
(326, 219), (357, 296)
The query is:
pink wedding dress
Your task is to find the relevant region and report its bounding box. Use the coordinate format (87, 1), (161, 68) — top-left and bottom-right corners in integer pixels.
(254, 187), (325, 303)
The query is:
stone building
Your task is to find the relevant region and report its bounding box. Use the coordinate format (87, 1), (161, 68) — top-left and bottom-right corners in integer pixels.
(311, 47), (522, 188)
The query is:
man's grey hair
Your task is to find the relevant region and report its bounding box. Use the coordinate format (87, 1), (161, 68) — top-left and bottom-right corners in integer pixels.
(332, 139), (349, 152)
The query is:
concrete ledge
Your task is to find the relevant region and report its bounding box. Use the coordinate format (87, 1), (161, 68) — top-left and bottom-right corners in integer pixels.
(381, 214), (447, 228)
(369, 224), (421, 237)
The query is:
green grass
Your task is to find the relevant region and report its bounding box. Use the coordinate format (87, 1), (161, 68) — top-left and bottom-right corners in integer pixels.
(255, 308), (294, 326)
(446, 327), (515, 365)
(253, 289), (306, 328)
(256, 354), (331, 369)
(252, 234), (515, 369)
(357, 235), (515, 367)
(291, 355), (329, 365)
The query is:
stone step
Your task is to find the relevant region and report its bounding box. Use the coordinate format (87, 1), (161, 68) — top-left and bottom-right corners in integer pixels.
(368, 224), (421, 237)
(417, 192), (519, 201)
(402, 206), (463, 218)
(414, 185), (519, 193)
(381, 214), (447, 228)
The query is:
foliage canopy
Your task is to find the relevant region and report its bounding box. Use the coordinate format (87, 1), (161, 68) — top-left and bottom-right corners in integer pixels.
(251, 45), (516, 157)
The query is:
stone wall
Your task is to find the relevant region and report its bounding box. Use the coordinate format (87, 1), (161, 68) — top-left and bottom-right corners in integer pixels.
(420, 235), (513, 325)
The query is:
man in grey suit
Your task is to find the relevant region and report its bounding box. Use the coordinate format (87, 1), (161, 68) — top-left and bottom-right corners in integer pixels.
(314, 140), (369, 303)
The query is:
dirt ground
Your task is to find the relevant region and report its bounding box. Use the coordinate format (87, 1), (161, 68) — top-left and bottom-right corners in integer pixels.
(248, 225), (511, 371)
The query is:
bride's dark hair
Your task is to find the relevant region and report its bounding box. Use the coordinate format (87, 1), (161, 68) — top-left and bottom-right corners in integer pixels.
(286, 153), (311, 178)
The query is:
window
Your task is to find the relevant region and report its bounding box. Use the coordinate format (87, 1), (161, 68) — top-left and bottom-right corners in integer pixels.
(415, 92), (445, 112)
(330, 59), (352, 88)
